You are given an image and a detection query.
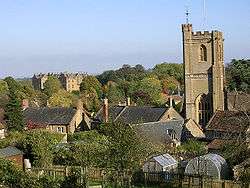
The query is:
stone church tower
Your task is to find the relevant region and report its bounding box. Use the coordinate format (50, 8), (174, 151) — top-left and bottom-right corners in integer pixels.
(182, 24), (225, 127)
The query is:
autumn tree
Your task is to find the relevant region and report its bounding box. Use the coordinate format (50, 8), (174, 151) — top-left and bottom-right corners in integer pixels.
(43, 76), (62, 97)
(48, 89), (73, 107)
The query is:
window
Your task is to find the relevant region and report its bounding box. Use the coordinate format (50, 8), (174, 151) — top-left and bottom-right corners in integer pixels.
(57, 127), (64, 133)
(197, 94), (211, 127)
(200, 44), (207, 62)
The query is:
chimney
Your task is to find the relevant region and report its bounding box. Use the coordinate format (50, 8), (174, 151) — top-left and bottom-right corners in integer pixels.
(169, 97), (173, 108)
(22, 99), (29, 110)
(103, 98), (109, 123)
(126, 97), (131, 106)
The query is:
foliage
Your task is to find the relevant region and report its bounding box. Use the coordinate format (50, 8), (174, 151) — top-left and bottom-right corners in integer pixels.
(48, 89), (73, 107)
(43, 76), (62, 97)
(80, 75), (102, 97)
(0, 80), (8, 95)
(80, 88), (100, 112)
(226, 59), (250, 93)
(129, 76), (164, 106)
(106, 83), (125, 104)
(161, 77), (180, 94)
(100, 122), (153, 171)
(97, 64), (148, 85)
(0, 158), (40, 188)
(221, 141), (249, 168)
(55, 131), (109, 167)
(152, 63), (183, 84)
(177, 140), (206, 159)
(4, 88), (25, 131)
(20, 130), (63, 167)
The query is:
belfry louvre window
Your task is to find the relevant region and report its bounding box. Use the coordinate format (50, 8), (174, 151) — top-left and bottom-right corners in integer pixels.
(200, 44), (207, 61)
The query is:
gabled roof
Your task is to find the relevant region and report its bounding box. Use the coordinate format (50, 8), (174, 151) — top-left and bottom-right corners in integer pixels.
(206, 110), (249, 132)
(183, 119), (205, 138)
(136, 120), (184, 143)
(96, 106), (169, 124)
(0, 146), (24, 158)
(153, 153), (177, 167)
(95, 106), (124, 122)
(24, 107), (77, 125)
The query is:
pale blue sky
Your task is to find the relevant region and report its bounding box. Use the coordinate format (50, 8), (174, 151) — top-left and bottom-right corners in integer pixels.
(0, 0), (249, 78)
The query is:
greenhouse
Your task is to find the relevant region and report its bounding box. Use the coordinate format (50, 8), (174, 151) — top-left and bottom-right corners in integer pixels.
(185, 153), (229, 180)
(143, 153), (178, 173)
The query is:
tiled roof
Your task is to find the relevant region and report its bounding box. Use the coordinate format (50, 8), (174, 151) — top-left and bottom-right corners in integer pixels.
(23, 107), (77, 125)
(206, 110), (249, 132)
(96, 106), (169, 124)
(207, 139), (233, 150)
(0, 146), (24, 158)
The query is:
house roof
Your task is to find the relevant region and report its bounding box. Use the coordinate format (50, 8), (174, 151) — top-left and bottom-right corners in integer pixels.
(153, 153), (177, 167)
(206, 110), (249, 132)
(136, 120), (184, 143)
(96, 106), (169, 124)
(23, 107), (77, 125)
(207, 139), (233, 150)
(227, 92), (250, 112)
(0, 146), (24, 158)
(183, 119), (205, 138)
(95, 106), (124, 122)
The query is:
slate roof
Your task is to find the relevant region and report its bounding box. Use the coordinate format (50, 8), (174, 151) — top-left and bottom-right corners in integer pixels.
(95, 106), (169, 124)
(206, 110), (249, 132)
(0, 146), (24, 158)
(136, 120), (184, 143)
(95, 106), (124, 122)
(153, 153), (177, 167)
(23, 107), (77, 125)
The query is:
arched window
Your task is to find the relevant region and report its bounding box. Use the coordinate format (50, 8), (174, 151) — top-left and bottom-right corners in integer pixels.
(200, 44), (207, 62)
(197, 94), (211, 127)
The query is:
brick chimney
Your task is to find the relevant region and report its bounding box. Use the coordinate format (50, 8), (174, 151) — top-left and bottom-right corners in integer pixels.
(103, 98), (109, 123)
(22, 99), (29, 110)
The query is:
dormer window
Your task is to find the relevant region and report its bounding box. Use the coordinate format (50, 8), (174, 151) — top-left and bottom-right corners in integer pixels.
(200, 44), (207, 62)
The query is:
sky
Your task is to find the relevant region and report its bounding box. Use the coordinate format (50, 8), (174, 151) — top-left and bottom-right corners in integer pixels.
(0, 0), (249, 78)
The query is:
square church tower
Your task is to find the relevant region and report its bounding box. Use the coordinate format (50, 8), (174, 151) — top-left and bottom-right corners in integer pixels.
(182, 24), (225, 128)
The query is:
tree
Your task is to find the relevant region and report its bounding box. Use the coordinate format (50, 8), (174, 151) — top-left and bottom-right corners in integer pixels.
(80, 88), (100, 112)
(177, 140), (206, 159)
(20, 130), (63, 167)
(226, 59), (250, 93)
(48, 89), (73, 107)
(43, 76), (62, 97)
(4, 89), (25, 131)
(0, 80), (8, 94)
(152, 63), (183, 84)
(129, 76), (164, 106)
(106, 83), (125, 104)
(80, 75), (102, 98)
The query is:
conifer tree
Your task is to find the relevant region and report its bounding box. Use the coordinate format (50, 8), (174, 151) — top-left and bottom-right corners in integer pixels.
(5, 88), (25, 131)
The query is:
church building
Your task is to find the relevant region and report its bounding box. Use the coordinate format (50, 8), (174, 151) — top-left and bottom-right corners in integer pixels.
(182, 24), (225, 128)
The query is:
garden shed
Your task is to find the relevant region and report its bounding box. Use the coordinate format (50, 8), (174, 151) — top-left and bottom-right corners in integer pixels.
(185, 153), (228, 180)
(143, 153), (178, 173)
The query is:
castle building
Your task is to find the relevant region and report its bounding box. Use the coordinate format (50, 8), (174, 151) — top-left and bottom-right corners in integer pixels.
(182, 24), (225, 128)
(32, 73), (86, 92)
